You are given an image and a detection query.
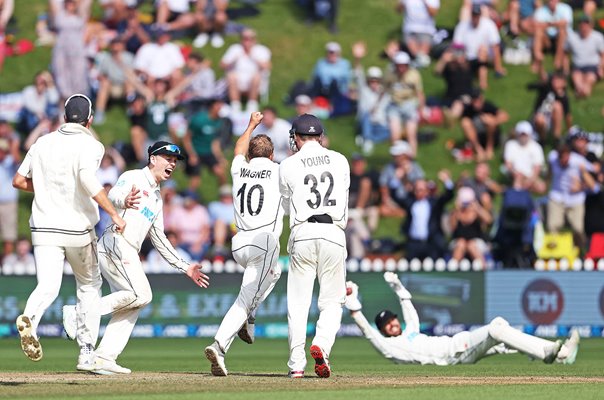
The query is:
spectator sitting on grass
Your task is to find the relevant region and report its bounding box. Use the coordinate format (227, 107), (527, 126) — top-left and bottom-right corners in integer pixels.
(396, 0), (440, 68)
(384, 51), (424, 155)
(352, 41), (390, 154)
(379, 140), (424, 218)
(453, 3), (506, 90)
(220, 28), (271, 113)
(434, 42), (474, 123)
(503, 121), (547, 194)
(460, 88), (509, 161)
(531, 70), (572, 144)
(17, 71), (59, 134)
(566, 14), (604, 99)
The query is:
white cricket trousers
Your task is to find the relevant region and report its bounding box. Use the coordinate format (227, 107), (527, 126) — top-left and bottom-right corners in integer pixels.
(95, 233), (152, 362)
(23, 244), (102, 347)
(214, 231), (281, 352)
(287, 224), (347, 372)
(453, 317), (560, 364)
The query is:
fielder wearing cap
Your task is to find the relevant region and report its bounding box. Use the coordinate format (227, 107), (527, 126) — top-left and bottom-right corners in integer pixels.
(280, 113), (350, 378)
(343, 273), (580, 365)
(61, 139), (208, 375)
(12, 92), (126, 366)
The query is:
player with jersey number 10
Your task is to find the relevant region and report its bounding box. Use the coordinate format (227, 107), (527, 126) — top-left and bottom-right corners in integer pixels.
(279, 114), (350, 379)
(204, 112), (287, 377)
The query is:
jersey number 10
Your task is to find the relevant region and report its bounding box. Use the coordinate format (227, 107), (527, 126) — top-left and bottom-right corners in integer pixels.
(236, 183), (265, 216)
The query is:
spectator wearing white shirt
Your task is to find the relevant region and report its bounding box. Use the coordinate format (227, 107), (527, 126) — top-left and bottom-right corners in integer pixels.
(2, 237), (36, 275)
(134, 27), (185, 86)
(503, 121), (546, 194)
(254, 107), (291, 163)
(547, 143), (593, 248)
(220, 28), (271, 113)
(397, 0), (440, 68)
(453, 4), (505, 89)
(567, 15), (604, 99)
(18, 71), (59, 134)
(533, 0), (573, 75)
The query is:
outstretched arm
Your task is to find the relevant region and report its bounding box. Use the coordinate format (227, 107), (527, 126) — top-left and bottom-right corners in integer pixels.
(233, 112), (264, 157)
(383, 272), (420, 334)
(345, 281), (398, 361)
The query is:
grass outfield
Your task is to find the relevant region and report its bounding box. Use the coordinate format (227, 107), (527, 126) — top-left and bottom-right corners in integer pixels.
(0, 338), (603, 399)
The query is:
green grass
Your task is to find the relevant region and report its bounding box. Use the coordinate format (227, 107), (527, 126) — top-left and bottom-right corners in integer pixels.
(4, 1), (604, 245)
(0, 337), (603, 399)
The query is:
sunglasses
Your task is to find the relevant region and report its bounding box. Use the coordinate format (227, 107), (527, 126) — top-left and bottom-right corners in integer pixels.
(151, 144), (181, 156)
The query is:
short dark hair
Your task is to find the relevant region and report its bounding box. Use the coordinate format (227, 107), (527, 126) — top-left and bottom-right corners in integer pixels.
(248, 134), (274, 159)
(188, 52), (204, 62)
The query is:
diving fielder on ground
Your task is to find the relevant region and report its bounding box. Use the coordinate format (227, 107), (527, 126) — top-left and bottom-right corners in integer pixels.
(205, 112), (287, 376)
(345, 272), (580, 365)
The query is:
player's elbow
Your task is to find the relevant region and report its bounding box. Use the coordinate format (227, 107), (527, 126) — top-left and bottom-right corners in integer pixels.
(12, 174), (26, 190)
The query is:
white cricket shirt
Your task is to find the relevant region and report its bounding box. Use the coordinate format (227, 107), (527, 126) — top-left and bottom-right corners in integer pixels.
(231, 154), (285, 236)
(17, 123), (104, 247)
(279, 141), (350, 231)
(108, 167), (189, 272)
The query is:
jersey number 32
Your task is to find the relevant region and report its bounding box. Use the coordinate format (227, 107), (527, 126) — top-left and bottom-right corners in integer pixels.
(304, 171), (336, 209)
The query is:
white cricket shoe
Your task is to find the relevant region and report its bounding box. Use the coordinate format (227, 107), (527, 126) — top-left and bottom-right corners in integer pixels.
(193, 33), (209, 48)
(205, 342), (228, 376)
(77, 351), (96, 372)
(210, 33), (224, 48)
(92, 356), (132, 375)
(238, 320), (255, 344)
(288, 370), (304, 378)
(559, 330), (580, 365)
(16, 315), (43, 362)
(62, 305), (77, 341)
(543, 340), (563, 364)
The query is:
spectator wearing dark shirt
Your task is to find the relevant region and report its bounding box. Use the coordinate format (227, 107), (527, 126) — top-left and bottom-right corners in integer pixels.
(434, 42), (475, 121)
(460, 88), (509, 161)
(581, 161), (604, 242)
(116, 6), (151, 54)
(400, 169), (454, 260)
(531, 71), (572, 143)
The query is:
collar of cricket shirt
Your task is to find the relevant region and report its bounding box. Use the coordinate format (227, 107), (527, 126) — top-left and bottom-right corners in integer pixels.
(58, 123), (95, 138)
(142, 166), (159, 189)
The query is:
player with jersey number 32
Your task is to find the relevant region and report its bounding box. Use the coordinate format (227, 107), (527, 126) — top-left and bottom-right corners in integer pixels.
(204, 112), (287, 376)
(280, 114), (350, 379)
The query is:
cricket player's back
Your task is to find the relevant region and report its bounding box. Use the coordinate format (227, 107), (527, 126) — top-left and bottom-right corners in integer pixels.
(25, 123), (105, 246)
(231, 154), (285, 236)
(279, 141), (350, 231)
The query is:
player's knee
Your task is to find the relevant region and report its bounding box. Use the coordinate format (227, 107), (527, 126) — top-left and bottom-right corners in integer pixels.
(488, 316), (509, 340)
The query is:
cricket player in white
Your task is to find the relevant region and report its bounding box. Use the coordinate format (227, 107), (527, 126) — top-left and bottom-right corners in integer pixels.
(12, 94), (126, 365)
(205, 112), (287, 376)
(279, 114), (350, 378)
(63, 141), (209, 374)
(345, 272), (580, 366)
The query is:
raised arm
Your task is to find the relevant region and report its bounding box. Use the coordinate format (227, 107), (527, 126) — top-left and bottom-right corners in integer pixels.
(233, 112), (264, 157)
(345, 281), (399, 361)
(383, 272), (420, 334)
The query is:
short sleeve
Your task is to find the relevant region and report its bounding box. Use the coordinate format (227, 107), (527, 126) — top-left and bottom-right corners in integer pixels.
(221, 44), (240, 65)
(17, 145), (34, 178)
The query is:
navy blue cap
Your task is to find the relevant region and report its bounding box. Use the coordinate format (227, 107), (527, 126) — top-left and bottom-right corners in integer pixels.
(375, 309), (397, 332)
(290, 113), (324, 136)
(148, 141), (185, 160)
(64, 94), (93, 124)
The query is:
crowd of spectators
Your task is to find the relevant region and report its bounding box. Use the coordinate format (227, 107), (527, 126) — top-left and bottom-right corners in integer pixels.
(2, 0), (604, 273)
